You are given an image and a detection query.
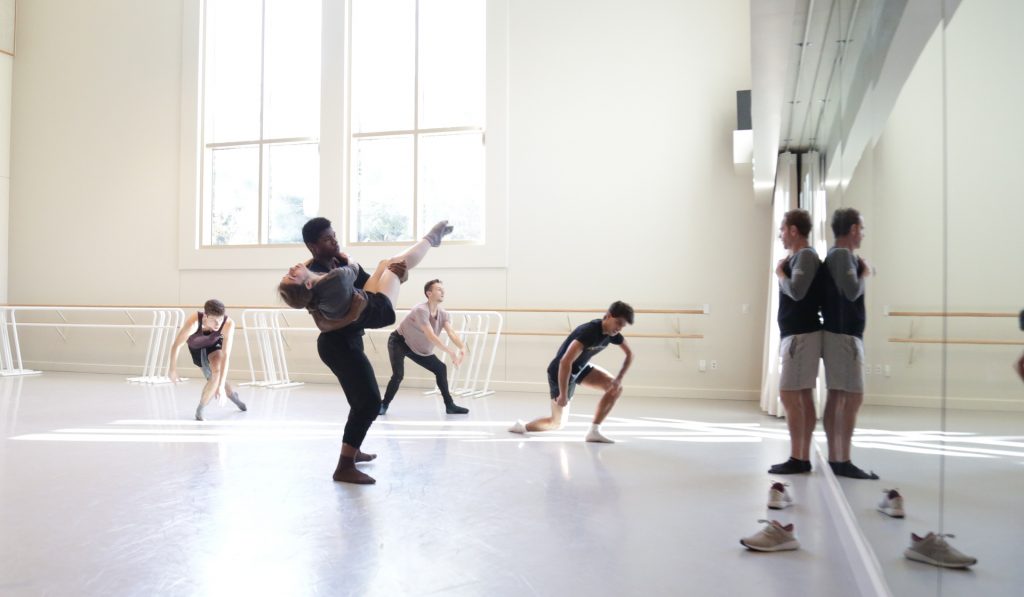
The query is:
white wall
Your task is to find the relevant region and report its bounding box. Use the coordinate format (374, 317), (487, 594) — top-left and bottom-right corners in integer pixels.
(829, 0), (1024, 410)
(9, 0), (771, 399)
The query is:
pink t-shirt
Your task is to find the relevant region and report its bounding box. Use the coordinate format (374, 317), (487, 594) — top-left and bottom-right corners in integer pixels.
(397, 303), (450, 356)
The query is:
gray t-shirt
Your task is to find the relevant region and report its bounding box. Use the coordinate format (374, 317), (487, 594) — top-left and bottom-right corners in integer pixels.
(780, 247), (820, 301)
(825, 247), (865, 301)
(313, 264), (366, 320)
(397, 303), (450, 357)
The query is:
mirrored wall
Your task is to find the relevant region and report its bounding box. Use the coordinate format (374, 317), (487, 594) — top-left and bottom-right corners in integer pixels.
(810, 0), (1022, 594)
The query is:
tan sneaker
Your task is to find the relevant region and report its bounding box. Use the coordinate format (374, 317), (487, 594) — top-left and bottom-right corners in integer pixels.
(740, 519), (800, 552)
(904, 533), (977, 568)
(878, 489), (905, 518)
(767, 481), (793, 510)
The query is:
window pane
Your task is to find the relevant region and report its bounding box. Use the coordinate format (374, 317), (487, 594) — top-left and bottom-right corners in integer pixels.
(205, 0), (262, 142)
(210, 146), (260, 245)
(264, 0), (321, 139)
(351, 0), (415, 133)
(419, 0), (485, 129)
(352, 136), (414, 242)
(268, 143), (319, 244)
(418, 132), (483, 242)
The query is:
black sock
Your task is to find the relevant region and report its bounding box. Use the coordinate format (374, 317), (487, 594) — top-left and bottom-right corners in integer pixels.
(834, 460), (879, 480)
(768, 457), (811, 474)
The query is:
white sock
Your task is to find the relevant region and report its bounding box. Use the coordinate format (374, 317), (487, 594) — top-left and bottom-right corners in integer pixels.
(586, 424), (614, 443)
(509, 419), (527, 434)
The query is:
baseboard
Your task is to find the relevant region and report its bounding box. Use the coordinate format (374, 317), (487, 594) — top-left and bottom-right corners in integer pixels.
(864, 392), (1024, 411)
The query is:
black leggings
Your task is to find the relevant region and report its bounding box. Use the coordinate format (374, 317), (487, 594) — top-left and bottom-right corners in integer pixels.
(317, 332), (381, 449)
(383, 331), (453, 404)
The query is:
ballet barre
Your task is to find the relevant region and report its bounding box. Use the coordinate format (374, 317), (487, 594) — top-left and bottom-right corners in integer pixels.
(0, 306), (186, 383)
(240, 309), (504, 399)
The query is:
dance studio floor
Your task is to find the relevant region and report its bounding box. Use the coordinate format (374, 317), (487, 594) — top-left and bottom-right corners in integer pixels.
(0, 372), (1013, 596)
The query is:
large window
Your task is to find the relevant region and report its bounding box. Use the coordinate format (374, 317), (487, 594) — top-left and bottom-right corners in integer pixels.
(349, 0), (485, 244)
(201, 0), (321, 246)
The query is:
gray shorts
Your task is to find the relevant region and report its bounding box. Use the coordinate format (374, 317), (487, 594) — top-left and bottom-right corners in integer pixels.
(779, 331), (822, 391)
(823, 331), (865, 393)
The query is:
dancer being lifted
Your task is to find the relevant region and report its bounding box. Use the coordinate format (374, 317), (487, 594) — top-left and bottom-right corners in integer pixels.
(509, 301), (634, 443)
(278, 219), (453, 485)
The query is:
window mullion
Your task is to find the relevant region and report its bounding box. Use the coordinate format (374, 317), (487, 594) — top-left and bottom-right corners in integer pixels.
(258, 0), (268, 244)
(412, 0), (420, 239)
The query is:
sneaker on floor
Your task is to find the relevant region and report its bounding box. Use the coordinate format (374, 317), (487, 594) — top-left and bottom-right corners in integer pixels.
(228, 391), (247, 412)
(445, 403), (469, 414)
(740, 519), (800, 552)
(585, 426), (615, 443)
(508, 420), (527, 434)
(904, 532), (976, 569)
(768, 457), (811, 475)
(767, 481), (793, 510)
(878, 489), (905, 518)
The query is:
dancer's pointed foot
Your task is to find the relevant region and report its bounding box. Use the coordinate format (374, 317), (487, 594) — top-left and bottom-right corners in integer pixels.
(423, 220), (454, 247)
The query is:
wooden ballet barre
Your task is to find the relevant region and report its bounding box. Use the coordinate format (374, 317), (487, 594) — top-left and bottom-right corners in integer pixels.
(502, 331), (703, 339)
(457, 307), (706, 315)
(886, 311), (1017, 318)
(888, 338), (1024, 346)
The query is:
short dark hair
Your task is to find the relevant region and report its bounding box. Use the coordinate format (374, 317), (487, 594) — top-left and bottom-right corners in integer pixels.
(277, 281), (313, 310)
(608, 301), (635, 325)
(831, 208), (862, 238)
(204, 299), (225, 316)
(302, 217), (332, 245)
(424, 279), (442, 298)
(782, 209), (812, 237)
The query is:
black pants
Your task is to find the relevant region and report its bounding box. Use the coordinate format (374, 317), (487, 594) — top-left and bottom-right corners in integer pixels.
(383, 331), (453, 405)
(317, 331), (381, 449)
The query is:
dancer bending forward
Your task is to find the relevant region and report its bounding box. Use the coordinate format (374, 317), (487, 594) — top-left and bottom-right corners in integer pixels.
(510, 301), (634, 443)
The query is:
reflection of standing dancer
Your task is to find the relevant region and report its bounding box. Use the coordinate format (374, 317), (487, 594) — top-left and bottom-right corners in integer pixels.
(509, 301), (634, 443)
(167, 299), (247, 421)
(821, 208), (877, 479)
(278, 220), (453, 485)
(1016, 310), (1024, 383)
(381, 279), (469, 415)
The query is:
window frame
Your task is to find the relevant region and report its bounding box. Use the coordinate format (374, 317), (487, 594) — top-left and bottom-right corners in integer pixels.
(178, 0), (507, 270)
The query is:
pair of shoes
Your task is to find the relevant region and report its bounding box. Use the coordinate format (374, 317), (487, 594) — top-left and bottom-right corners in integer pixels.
(768, 457), (811, 475)
(228, 391), (247, 412)
(379, 402), (389, 416)
(904, 532), (977, 568)
(445, 402), (469, 414)
(878, 489), (905, 518)
(740, 520), (800, 552)
(585, 426), (615, 443)
(423, 220), (454, 247)
(767, 481), (793, 510)
(508, 420), (527, 434)
(829, 460), (879, 479)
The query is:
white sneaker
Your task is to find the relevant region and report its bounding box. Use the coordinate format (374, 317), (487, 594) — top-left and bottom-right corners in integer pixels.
(878, 488), (905, 518)
(904, 532), (976, 568)
(767, 481), (793, 510)
(585, 425), (615, 443)
(740, 519), (800, 552)
(508, 420), (527, 434)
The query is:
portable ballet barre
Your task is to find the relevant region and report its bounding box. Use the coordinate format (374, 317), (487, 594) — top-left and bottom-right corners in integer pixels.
(0, 306), (186, 383)
(240, 309), (504, 398)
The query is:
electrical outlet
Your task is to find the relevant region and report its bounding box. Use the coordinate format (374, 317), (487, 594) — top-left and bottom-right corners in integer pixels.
(699, 359), (707, 372)
(710, 360), (719, 371)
